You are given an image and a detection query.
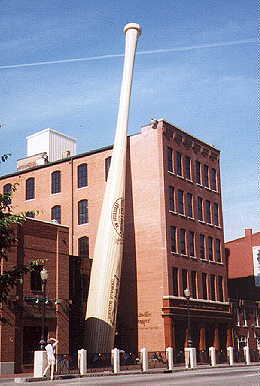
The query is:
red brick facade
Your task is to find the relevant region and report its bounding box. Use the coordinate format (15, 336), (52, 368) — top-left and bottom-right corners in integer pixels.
(0, 119), (232, 361)
(0, 219), (69, 373)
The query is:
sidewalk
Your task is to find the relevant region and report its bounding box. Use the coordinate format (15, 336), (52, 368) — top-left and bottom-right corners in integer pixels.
(8, 362), (260, 383)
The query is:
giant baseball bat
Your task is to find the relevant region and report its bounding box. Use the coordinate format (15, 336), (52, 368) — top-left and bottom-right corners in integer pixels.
(85, 23), (141, 353)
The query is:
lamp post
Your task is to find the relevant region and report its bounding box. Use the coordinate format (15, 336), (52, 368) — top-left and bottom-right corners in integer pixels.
(184, 288), (193, 348)
(39, 267), (48, 350)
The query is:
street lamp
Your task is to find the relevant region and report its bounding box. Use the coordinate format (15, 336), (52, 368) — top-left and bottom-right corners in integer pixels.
(184, 288), (193, 348)
(40, 267), (48, 350)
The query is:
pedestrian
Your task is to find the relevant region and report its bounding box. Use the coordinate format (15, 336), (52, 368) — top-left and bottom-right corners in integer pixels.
(43, 338), (58, 380)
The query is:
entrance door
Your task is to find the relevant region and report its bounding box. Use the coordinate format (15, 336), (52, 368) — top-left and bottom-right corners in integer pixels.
(23, 326), (47, 365)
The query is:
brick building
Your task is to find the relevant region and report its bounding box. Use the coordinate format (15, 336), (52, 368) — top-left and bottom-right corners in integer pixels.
(0, 119), (232, 359)
(226, 229), (260, 359)
(0, 219), (70, 374)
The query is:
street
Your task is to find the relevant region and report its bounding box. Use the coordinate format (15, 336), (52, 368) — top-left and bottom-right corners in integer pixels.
(2, 366), (259, 385)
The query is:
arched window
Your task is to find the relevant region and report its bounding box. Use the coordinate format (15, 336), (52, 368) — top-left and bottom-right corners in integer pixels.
(105, 156), (112, 181)
(78, 200), (88, 225)
(78, 236), (89, 257)
(26, 178), (35, 200)
(51, 171), (61, 194)
(78, 164), (88, 188)
(3, 183), (12, 205)
(51, 205), (61, 224)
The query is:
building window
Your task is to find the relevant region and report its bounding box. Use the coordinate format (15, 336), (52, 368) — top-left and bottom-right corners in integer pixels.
(178, 190), (184, 214)
(179, 228), (186, 255)
(172, 267), (178, 296)
(182, 269), (188, 293)
(211, 168), (217, 190)
(185, 157), (191, 180)
(199, 234), (205, 259)
(78, 199), (88, 225)
(191, 271), (197, 299)
(31, 265), (43, 291)
(3, 183), (12, 205)
(237, 335), (247, 350)
(203, 164), (209, 187)
(168, 186), (175, 211)
(26, 211), (35, 218)
(208, 236), (213, 260)
(213, 203), (219, 226)
(78, 164), (88, 188)
(170, 226), (177, 253)
(51, 171), (61, 194)
(26, 177), (35, 200)
(210, 274), (216, 301)
(51, 205), (61, 224)
(187, 192), (193, 217)
(189, 231), (195, 257)
(197, 197), (203, 221)
(218, 276), (224, 302)
(202, 272), (207, 299)
(216, 239), (221, 262)
(195, 161), (201, 184)
(78, 236), (89, 257)
(105, 156), (112, 181)
(167, 147), (173, 172)
(205, 200), (211, 223)
(176, 152), (182, 176)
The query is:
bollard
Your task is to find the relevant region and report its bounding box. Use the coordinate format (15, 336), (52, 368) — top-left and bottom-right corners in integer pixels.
(112, 348), (120, 373)
(244, 346), (250, 365)
(166, 347), (174, 371)
(209, 347), (216, 367)
(78, 349), (87, 375)
(140, 348), (148, 372)
(184, 347), (197, 368)
(227, 346), (234, 366)
(34, 350), (47, 377)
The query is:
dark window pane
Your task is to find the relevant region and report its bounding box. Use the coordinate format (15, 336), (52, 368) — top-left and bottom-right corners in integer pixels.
(213, 203), (219, 226)
(179, 228), (186, 254)
(3, 183), (12, 205)
(167, 147), (173, 172)
(206, 200), (211, 223)
(168, 186), (175, 211)
(204, 165), (209, 187)
(78, 164), (88, 188)
(216, 239), (221, 262)
(78, 236), (89, 257)
(199, 234), (205, 259)
(210, 274), (216, 301)
(26, 178), (35, 200)
(78, 200), (88, 225)
(51, 205), (61, 224)
(189, 231), (195, 257)
(211, 168), (217, 190)
(170, 226), (177, 253)
(51, 171), (61, 194)
(218, 276), (224, 302)
(172, 267), (178, 296)
(202, 273), (207, 299)
(26, 211), (35, 218)
(178, 190), (184, 214)
(105, 156), (112, 181)
(187, 192), (193, 217)
(191, 271), (197, 299)
(176, 152), (182, 176)
(31, 265), (43, 291)
(185, 157), (191, 180)
(208, 237), (213, 260)
(195, 161), (201, 184)
(197, 197), (203, 220)
(182, 269), (188, 293)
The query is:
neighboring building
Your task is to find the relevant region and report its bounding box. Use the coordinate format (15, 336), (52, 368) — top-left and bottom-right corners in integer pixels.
(0, 119), (232, 360)
(0, 219), (70, 374)
(226, 229), (260, 360)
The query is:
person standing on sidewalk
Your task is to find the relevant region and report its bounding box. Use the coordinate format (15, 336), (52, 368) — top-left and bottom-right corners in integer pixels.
(43, 338), (58, 380)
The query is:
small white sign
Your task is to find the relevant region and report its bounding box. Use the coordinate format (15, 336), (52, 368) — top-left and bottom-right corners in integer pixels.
(252, 246), (260, 286)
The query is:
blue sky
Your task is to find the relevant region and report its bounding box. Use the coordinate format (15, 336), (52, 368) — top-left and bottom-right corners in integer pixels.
(0, 0), (258, 241)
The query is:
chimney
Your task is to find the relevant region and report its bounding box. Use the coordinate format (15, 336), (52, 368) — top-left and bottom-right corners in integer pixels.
(245, 228), (252, 239)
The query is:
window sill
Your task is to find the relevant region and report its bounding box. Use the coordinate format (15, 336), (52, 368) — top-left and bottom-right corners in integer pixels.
(170, 251), (178, 255)
(77, 186), (88, 190)
(206, 223), (214, 227)
(198, 220), (205, 224)
(51, 192), (61, 195)
(168, 171), (175, 175)
(180, 253), (188, 258)
(178, 213), (186, 218)
(169, 210), (178, 215)
(196, 183), (203, 188)
(25, 198), (35, 202)
(200, 258), (209, 263)
(78, 223), (89, 226)
(214, 225), (222, 229)
(190, 256), (198, 260)
(176, 174), (185, 180)
(185, 178), (193, 184)
(187, 216), (195, 221)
